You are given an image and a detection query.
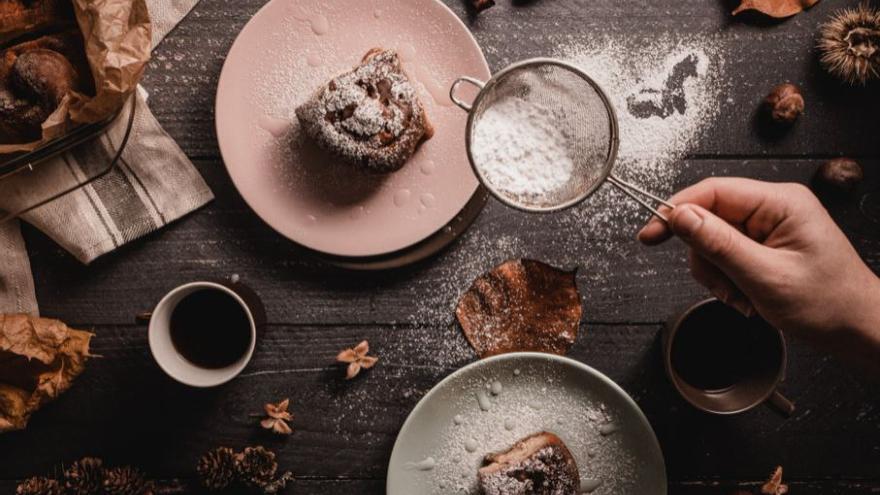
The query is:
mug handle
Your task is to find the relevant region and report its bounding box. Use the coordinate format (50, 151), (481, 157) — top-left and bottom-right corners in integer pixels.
(767, 389), (796, 417)
(449, 76), (485, 112)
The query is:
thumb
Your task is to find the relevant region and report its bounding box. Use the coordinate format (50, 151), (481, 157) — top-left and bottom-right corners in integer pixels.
(668, 204), (774, 281)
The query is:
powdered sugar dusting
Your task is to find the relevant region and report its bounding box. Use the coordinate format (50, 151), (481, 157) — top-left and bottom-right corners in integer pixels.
(394, 34), (727, 360)
(405, 232), (525, 329)
(479, 445), (578, 494)
(472, 97), (576, 204)
(295, 49), (429, 172)
(415, 363), (639, 495)
(554, 35), (726, 193)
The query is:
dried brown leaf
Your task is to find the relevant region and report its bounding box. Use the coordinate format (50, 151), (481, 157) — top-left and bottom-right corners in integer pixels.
(456, 259), (582, 358)
(0, 314), (92, 433)
(732, 0), (819, 18)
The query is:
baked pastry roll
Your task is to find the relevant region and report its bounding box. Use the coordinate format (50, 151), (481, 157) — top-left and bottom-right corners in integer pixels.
(296, 48), (434, 173)
(0, 29), (92, 143)
(478, 432), (580, 495)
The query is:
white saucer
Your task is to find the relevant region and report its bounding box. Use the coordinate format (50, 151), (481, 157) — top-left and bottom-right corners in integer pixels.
(387, 353), (667, 494)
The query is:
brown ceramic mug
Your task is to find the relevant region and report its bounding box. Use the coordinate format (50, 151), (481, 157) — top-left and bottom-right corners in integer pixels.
(663, 298), (795, 416)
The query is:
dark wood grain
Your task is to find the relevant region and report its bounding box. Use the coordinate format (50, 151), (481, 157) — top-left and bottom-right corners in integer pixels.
(0, 324), (877, 482)
(24, 159), (880, 326)
(6, 0), (880, 492)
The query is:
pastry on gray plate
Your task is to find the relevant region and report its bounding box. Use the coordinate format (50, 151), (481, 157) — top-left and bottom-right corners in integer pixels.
(295, 48), (434, 173)
(478, 431), (580, 495)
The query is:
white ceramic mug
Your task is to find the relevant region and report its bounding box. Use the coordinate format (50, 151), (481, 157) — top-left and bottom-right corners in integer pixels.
(148, 281), (256, 387)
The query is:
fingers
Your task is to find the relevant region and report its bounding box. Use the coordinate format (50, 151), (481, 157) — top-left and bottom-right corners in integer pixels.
(637, 214), (673, 245)
(669, 204), (777, 286)
(667, 177), (780, 217)
(689, 251), (755, 317)
(638, 177), (792, 245)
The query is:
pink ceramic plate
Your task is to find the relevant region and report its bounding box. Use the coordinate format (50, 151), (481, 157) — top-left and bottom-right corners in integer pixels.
(216, 0), (490, 258)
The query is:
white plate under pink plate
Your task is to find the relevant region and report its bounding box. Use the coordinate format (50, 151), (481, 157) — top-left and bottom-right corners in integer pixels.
(216, 0), (490, 257)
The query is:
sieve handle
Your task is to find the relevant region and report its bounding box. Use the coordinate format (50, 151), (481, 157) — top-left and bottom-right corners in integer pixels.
(607, 174), (675, 222)
(449, 76), (486, 112)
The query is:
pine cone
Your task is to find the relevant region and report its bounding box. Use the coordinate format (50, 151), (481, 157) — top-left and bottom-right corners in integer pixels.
(197, 447), (237, 490)
(63, 457), (105, 495)
(16, 477), (62, 495)
(260, 471), (294, 494)
(234, 446), (278, 489)
(103, 466), (148, 495)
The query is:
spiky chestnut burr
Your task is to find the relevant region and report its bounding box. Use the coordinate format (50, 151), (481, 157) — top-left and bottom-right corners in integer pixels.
(818, 4), (880, 85)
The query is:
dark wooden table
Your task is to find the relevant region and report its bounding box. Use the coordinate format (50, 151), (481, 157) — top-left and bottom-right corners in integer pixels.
(3, 0), (879, 493)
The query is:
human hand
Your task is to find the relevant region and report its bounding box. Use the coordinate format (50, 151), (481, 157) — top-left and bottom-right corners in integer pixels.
(638, 178), (880, 371)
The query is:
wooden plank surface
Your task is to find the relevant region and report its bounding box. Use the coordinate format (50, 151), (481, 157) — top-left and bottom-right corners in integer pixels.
(24, 159), (880, 326)
(5, 0), (880, 492)
(0, 324), (877, 482)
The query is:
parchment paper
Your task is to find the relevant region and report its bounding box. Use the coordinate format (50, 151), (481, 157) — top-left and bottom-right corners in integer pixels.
(0, 0), (151, 154)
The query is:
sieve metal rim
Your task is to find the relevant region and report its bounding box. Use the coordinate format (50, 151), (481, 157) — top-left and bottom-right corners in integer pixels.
(456, 57), (621, 214)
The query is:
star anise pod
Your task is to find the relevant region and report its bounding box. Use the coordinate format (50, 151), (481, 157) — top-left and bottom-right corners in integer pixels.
(761, 466), (789, 495)
(261, 398), (294, 435)
(336, 340), (379, 379)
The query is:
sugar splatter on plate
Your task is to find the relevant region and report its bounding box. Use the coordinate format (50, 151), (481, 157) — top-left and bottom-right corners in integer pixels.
(387, 353), (667, 494)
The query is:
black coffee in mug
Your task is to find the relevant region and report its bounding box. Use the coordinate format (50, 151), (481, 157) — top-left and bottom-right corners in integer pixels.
(670, 301), (783, 392)
(170, 288), (252, 369)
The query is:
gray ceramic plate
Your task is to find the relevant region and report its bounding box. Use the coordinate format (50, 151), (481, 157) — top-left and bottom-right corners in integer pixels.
(387, 353), (667, 494)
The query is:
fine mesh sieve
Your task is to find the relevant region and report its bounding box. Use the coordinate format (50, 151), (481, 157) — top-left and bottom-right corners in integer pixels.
(450, 58), (674, 220)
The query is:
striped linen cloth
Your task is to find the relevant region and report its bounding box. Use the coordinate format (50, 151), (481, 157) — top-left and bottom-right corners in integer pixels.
(0, 0), (212, 315)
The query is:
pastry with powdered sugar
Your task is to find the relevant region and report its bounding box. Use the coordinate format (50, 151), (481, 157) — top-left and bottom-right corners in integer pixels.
(478, 431), (581, 495)
(295, 48), (434, 173)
